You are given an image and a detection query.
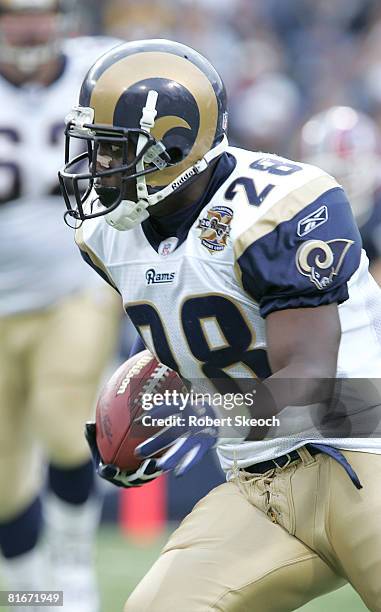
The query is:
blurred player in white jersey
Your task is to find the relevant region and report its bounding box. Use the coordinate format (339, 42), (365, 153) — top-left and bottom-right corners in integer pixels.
(60, 40), (381, 610)
(0, 2), (121, 610)
(300, 105), (381, 285)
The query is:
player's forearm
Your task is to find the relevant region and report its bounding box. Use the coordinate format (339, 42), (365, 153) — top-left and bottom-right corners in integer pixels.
(243, 362), (337, 441)
(267, 358), (336, 404)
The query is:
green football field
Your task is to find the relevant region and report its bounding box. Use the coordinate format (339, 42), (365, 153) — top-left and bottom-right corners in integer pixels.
(97, 526), (368, 611)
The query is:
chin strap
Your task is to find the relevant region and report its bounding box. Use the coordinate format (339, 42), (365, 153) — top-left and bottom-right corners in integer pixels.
(146, 134), (228, 207)
(105, 89), (229, 231)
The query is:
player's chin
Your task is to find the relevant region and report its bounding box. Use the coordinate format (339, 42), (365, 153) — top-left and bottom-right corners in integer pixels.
(95, 181), (137, 209)
(94, 185), (121, 208)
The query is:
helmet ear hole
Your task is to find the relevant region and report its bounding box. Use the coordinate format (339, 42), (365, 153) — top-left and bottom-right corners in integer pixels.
(166, 147), (184, 163)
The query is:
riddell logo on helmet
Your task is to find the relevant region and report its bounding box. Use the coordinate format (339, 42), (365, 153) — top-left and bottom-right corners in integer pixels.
(171, 168), (197, 190)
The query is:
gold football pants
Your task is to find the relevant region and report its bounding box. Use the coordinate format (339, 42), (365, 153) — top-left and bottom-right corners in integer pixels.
(126, 447), (381, 611)
(0, 288), (121, 520)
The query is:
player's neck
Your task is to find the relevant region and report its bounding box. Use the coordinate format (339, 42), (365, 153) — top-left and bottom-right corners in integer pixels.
(0, 56), (64, 87)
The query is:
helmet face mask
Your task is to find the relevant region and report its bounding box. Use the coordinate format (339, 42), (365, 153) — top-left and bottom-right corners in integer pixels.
(59, 39), (229, 231)
(0, 0), (75, 74)
(60, 111), (170, 222)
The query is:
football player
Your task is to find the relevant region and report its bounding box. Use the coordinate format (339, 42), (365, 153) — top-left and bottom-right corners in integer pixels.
(60, 40), (381, 611)
(0, 2), (121, 611)
(300, 105), (381, 285)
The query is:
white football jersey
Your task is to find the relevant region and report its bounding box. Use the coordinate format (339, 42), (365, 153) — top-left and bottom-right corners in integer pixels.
(0, 36), (120, 315)
(77, 147), (381, 469)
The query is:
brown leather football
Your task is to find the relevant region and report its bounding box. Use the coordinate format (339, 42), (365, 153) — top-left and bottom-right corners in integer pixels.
(95, 350), (186, 471)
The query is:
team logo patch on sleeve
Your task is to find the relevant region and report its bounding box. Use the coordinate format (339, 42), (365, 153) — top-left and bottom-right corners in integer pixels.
(297, 205), (328, 237)
(197, 206), (233, 253)
(296, 239), (354, 289)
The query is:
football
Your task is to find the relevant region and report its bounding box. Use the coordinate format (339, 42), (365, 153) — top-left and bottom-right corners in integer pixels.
(95, 349), (186, 472)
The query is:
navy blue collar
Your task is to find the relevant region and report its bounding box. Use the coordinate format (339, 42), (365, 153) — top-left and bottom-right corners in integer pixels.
(141, 152), (236, 252)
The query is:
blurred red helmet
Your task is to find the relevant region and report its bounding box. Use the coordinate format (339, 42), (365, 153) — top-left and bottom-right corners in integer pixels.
(300, 106), (381, 226)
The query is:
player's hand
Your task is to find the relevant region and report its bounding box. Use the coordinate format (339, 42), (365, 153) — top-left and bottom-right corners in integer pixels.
(85, 422), (163, 488)
(135, 401), (219, 476)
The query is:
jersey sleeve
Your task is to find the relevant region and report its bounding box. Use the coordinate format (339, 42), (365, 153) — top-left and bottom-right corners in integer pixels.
(359, 193), (381, 264)
(235, 178), (362, 318)
(75, 222), (120, 294)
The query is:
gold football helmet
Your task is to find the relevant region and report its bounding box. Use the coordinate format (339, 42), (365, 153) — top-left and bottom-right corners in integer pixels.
(59, 39), (229, 230)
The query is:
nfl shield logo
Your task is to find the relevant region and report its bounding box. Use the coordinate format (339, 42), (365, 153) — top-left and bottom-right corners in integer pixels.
(158, 237), (178, 256)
